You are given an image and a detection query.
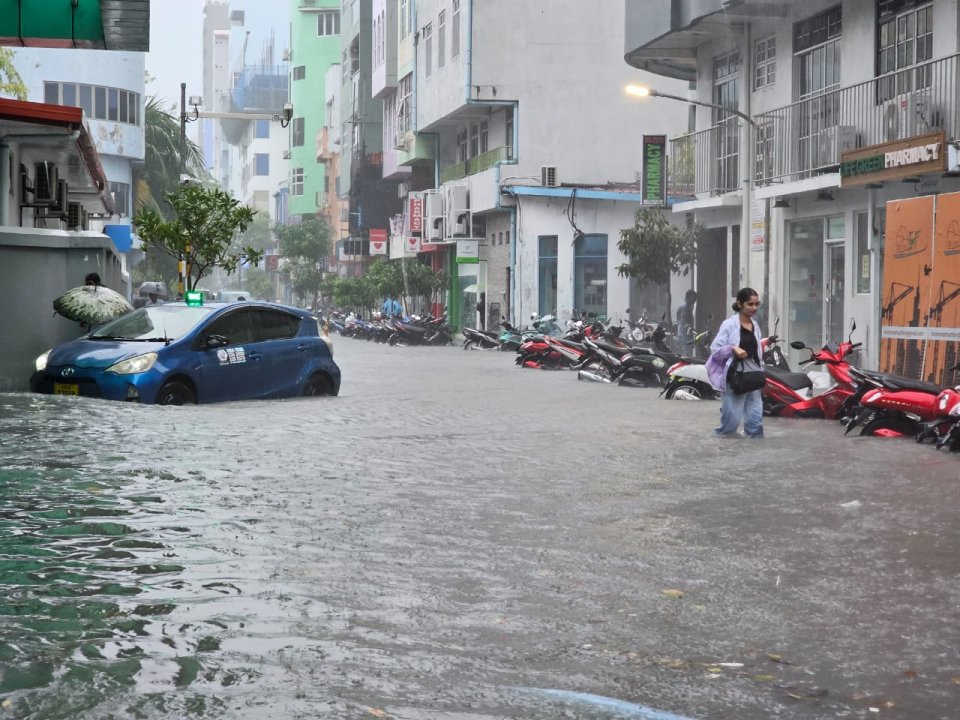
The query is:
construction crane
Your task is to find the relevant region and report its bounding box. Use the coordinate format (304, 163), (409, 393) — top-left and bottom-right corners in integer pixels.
(882, 282), (913, 322)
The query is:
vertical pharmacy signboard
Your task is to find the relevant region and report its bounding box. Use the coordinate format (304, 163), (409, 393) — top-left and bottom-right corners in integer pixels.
(642, 135), (666, 206)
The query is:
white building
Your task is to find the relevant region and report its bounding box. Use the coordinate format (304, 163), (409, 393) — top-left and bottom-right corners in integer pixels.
(236, 117), (290, 217)
(626, 0), (960, 372)
(382, 0), (689, 328)
(14, 47), (145, 219)
(201, 0), (234, 187)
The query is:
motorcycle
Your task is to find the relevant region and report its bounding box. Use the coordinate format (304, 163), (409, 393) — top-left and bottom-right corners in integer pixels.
(843, 366), (945, 437)
(762, 319), (861, 419)
(462, 326), (501, 350)
(915, 366), (960, 449)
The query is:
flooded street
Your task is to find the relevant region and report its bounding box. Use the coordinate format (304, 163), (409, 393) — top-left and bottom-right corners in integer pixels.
(2, 340), (959, 720)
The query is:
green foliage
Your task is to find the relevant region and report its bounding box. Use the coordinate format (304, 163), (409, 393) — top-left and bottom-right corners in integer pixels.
(133, 184), (260, 292)
(0, 48), (27, 100)
(364, 259), (404, 301)
(617, 207), (703, 324)
(331, 277), (376, 311)
(275, 217), (333, 310)
(241, 266), (276, 302)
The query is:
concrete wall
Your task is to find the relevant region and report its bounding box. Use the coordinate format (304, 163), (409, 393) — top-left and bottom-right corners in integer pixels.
(0, 228), (124, 391)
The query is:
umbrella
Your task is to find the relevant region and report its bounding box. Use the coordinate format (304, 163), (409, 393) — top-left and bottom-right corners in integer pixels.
(462, 284), (480, 294)
(53, 285), (133, 326)
(137, 281), (169, 298)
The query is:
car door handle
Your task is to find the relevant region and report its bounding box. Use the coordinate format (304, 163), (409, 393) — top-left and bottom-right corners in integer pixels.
(248, 352), (262, 362)
(297, 344), (309, 352)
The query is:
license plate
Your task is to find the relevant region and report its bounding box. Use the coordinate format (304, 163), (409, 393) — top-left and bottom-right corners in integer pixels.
(53, 383), (79, 396)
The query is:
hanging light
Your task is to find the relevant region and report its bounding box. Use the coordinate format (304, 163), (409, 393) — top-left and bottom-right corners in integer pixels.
(815, 189), (835, 202)
(773, 197), (791, 209)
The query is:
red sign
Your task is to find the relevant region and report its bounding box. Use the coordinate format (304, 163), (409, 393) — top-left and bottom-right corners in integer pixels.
(264, 254), (279, 272)
(369, 228), (387, 255)
(409, 196), (423, 233)
(406, 236), (421, 253)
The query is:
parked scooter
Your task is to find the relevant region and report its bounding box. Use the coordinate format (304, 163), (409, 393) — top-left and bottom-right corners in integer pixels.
(915, 365), (960, 448)
(843, 366), (944, 437)
(462, 326), (501, 350)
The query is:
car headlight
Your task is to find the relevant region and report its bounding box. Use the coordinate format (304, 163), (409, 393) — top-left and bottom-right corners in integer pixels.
(106, 352), (158, 375)
(35, 350), (51, 372)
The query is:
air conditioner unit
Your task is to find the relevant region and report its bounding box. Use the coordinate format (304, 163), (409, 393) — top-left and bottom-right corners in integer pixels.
(53, 180), (69, 216)
(34, 162), (58, 203)
(444, 184), (470, 239)
(541, 165), (557, 187)
(424, 190), (444, 241)
(282, 150), (291, 159)
(817, 125), (857, 168)
(882, 91), (934, 143)
(67, 202), (88, 230)
(397, 181), (411, 198)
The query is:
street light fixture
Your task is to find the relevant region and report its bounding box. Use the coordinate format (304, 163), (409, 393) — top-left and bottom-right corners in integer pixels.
(625, 84), (757, 128)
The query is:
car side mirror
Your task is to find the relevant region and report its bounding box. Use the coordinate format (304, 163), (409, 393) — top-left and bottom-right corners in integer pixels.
(790, 340), (807, 350)
(205, 334), (228, 349)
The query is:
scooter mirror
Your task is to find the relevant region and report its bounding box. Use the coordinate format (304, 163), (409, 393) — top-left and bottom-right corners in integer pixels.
(790, 340), (807, 350)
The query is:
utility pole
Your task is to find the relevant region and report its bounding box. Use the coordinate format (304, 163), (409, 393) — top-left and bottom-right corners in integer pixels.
(178, 82), (188, 297)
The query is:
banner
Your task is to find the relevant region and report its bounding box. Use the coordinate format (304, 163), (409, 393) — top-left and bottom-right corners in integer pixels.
(369, 228), (387, 255)
(405, 236), (421, 254)
(409, 194), (423, 233)
(642, 135), (666, 206)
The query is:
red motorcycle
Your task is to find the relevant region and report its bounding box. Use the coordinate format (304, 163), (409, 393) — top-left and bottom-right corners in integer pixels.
(915, 363), (960, 448)
(762, 320), (861, 419)
(843, 366), (945, 438)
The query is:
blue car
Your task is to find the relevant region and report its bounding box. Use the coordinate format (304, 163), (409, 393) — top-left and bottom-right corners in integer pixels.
(30, 301), (341, 405)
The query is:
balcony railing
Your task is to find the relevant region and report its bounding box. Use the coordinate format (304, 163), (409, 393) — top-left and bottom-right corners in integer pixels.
(668, 119), (743, 197)
(755, 52), (960, 186)
(439, 145), (511, 184)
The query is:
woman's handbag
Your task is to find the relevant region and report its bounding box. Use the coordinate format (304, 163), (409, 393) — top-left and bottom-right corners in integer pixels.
(727, 357), (766, 394)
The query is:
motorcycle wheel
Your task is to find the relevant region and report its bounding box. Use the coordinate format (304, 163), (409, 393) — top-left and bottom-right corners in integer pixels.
(860, 416), (920, 438)
(582, 360), (613, 382)
(666, 381), (705, 400)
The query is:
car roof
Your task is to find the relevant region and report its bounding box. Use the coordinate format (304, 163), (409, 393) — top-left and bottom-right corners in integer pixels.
(160, 300), (315, 319)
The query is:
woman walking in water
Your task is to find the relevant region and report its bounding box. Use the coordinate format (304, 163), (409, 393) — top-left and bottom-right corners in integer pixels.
(707, 287), (768, 438)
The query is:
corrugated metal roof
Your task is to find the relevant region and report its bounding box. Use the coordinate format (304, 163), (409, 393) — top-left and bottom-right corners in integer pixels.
(100, 0), (150, 51)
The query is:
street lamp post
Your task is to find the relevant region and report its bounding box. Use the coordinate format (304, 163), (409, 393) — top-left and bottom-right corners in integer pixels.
(625, 85), (768, 317)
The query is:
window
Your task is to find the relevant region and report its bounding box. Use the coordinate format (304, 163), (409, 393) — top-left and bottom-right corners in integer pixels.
(292, 167), (304, 196)
(713, 50), (741, 193)
(505, 109), (514, 157)
(794, 7), (842, 171)
(44, 82), (141, 126)
(109, 181), (130, 217)
(452, 0), (460, 58)
(255, 119), (270, 139)
(877, 1), (932, 100)
(398, 73), (412, 134)
(538, 236), (558, 316)
(574, 234), (607, 318)
(754, 36), (776, 89)
(479, 120), (488, 154)
(400, 0), (409, 39)
(206, 310), (257, 346)
(469, 123), (479, 157)
(423, 23), (433, 77)
(292, 117), (305, 147)
(293, 65), (306, 81)
(254, 154), (269, 176)
(255, 310), (300, 340)
(438, 11), (446, 69)
(318, 10), (340, 36)
(457, 129), (468, 163)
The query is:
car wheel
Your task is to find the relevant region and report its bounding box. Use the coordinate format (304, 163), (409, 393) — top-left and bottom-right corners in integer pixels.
(156, 380), (195, 406)
(303, 373), (332, 397)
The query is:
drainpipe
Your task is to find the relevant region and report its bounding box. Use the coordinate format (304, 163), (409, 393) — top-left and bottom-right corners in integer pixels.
(0, 143), (9, 226)
(740, 22), (753, 291)
(867, 185), (880, 368)
(465, 0), (520, 322)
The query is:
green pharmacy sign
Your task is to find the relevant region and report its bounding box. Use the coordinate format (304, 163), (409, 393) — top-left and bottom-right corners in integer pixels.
(642, 135), (666, 205)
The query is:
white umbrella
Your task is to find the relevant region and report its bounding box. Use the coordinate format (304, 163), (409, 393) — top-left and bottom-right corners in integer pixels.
(53, 285), (133, 326)
(462, 284), (480, 293)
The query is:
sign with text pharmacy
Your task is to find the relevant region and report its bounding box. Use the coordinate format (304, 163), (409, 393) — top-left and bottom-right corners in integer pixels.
(642, 135), (666, 205)
(840, 131), (946, 187)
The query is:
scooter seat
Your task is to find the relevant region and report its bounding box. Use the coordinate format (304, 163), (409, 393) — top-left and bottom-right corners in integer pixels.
(765, 366), (813, 391)
(879, 376), (942, 394)
(557, 339), (585, 351)
(594, 340), (628, 355)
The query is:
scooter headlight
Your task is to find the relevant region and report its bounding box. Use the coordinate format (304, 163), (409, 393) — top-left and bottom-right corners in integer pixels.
(106, 352), (158, 375)
(35, 350), (51, 372)
(939, 395), (949, 411)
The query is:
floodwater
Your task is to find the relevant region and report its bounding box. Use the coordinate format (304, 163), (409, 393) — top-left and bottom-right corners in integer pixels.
(1, 340), (959, 719)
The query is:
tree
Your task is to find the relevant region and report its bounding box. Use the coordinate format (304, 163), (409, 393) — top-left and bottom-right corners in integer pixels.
(617, 207), (703, 326)
(331, 277), (375, 314)
(136, 97), (206, 216)
(0, 48), (27, 100)
(275, 217), (333, 310)
(133, 184), (260, 292)
(241, 266), (276, 302)
(364, 259), (404, 306)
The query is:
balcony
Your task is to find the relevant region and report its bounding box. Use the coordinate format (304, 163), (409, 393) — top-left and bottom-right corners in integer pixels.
(755, 52), (960, 186)
(439, 146), (511, 184)
(668, 119), (743, 198)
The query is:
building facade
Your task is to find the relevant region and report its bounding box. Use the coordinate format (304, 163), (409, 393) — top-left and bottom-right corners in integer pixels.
(625, 0), (960, 378)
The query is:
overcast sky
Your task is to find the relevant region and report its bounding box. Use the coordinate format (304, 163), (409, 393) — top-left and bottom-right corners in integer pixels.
(146, 1), (289, 138)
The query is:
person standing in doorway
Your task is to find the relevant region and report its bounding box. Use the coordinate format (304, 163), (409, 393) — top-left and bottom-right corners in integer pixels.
(676, 289), (698, 356)
(706, 287), (766, 438)
(476, 292), (486, 331)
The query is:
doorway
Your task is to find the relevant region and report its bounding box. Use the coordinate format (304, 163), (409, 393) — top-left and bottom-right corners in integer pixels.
(697, 226), (728, 332)
(824, 241), (846, 346)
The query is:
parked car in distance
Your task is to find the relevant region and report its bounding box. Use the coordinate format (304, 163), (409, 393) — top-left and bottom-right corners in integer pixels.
(30, 301), (340, 405)
(217, 289), (249, 302)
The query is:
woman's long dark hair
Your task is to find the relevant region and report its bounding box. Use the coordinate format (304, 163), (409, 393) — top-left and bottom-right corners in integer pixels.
(732, 287), (759, 312)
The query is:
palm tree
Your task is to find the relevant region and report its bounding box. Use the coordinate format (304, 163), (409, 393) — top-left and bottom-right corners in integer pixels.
(135, 97), (206, 217)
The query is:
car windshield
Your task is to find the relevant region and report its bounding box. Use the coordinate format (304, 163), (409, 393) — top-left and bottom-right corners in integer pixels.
(89, 306), (214, 341)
